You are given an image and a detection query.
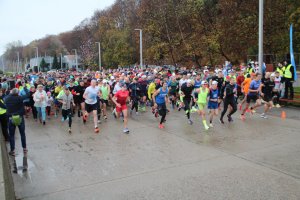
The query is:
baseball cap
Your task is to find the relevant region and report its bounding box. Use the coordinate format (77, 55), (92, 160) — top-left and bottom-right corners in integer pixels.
(212, 81), (218, 85)
(201, 80), (208, 85)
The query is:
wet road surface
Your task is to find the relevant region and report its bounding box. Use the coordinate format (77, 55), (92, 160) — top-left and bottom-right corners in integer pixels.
(8, 105), (300, 200)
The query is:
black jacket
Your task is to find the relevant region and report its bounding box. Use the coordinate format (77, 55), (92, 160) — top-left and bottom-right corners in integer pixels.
(0, 97), (6, 110)
(4, 94), (25, 116)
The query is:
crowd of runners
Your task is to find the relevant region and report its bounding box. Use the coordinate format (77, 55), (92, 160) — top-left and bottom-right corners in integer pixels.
(0, 60), (296, 156)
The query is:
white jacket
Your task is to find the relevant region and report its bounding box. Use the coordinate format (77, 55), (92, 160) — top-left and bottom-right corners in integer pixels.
(33, 90), (48, 107)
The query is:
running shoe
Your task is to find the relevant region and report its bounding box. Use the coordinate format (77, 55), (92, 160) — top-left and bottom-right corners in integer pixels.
(276, 104), (281, 108)
(188, 119), (193, 125)
(204, 125), (210, 130)
(260, 113), (268, 119)
(240, 114), (246, 121)
(209, 123), (214, 128)
(68, 128), (72, 134)
(136, 112), (139, 116)
(98, 120), (101, 124)
(95, 127), (100, 133)
(158, 124), (165, 129)
(112, 109), (117, 118)
(227, 115), (233, 122)
(219, 118), (225, 124)
(104, 115), (107, 120)
(9, 151), (15, 157)
(43, 121), (46, 125)
(123, 128), (130, 134)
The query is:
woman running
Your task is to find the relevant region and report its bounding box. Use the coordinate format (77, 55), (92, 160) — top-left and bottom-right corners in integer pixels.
(153, 81), (169, 129)
(112, 82), (130, 133)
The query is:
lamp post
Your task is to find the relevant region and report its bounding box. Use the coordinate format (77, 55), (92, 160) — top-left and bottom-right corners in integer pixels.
(60, 53), (63, 70)
(72, 49), (78, 71)
(33, 47), (39, 72)
(258, 0), (264, 73)
(135, 29), (143, 69)
(95, 42), (101, 71)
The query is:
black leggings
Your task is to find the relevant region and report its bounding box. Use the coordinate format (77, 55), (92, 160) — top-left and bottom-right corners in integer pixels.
(183, 98), (192, 119)
(158, 103), (167, 124)
(131, 97), (139, 112)
(62, 109), (72, 128)
(220, 97), (237, 120)
(31, 105), (37, 119)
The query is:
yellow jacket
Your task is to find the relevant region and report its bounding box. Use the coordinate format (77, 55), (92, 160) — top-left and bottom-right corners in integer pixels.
(148, 82), (156, 99)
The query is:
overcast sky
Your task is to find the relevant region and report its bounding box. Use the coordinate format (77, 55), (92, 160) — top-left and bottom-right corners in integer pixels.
(0, 0), (115, 55)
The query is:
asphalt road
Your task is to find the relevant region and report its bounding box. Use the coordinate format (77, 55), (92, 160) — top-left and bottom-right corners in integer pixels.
(7, 105), (300, 200)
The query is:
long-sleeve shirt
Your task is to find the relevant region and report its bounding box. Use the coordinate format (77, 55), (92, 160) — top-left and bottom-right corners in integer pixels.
(33, 90), (48, 107)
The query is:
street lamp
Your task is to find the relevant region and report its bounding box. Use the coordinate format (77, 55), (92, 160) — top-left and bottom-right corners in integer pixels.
(60, 53), (63, 70)
(16, 51), (20, 73)
(258, 0), (264, 73)
(135, 29), (143, 69)
(72, 49), (78, 71)
(95, 42), (101, 71)
(33, 47), (39, 72)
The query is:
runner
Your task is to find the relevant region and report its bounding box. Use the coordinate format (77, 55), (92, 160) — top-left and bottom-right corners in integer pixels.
(239, 73), (252, 111)
(128, 77), (140, 115)
(180, 79), (194, 125)
(153, 81), (169, 129)
(99, 79), (110, 120)
(208, 81), (219, 127)
(83, 79), (100, 133)
(112, 82), (130, 133)
(240, 73), (263, 120)
(33, 85), (48, 125)
(195, 80), (210, 130)
(220, 77), (237, 124)
(168, 76), (179, 109)
(73, 80), (86, 118)
(58, 87), (75, 133)
(260, 72), (275, 119)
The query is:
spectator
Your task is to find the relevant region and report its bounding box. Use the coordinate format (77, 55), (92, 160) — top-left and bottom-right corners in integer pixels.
(4, 88), (28, 156)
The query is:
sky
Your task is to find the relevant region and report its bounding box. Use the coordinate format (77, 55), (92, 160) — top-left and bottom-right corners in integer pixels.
(0, 0), (115, 55)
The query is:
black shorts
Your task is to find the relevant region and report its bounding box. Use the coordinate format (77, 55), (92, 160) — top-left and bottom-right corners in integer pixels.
(140, 92), (147, 97)
(100, 99), (109, 105)
(246, 95), (258, 103)
(263, 95), (272, 102)
(85, 103), (98, 113)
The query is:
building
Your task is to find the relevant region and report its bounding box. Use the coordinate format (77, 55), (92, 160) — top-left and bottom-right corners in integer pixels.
(29, 55), (81, 71)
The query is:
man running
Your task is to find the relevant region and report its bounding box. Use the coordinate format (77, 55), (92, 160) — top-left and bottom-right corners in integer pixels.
(240, 73), (263, 120)
(220, 77), (237, 124)
(180, 79), (194, 125)
(260, 72), (275, 119)
(83, 79), (100, 133)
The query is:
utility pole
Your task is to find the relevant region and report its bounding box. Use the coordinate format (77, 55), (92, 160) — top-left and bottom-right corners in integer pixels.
(95, 42), (101, 71)
(258, 0), (264, 73)
(135, 29), (143, 69)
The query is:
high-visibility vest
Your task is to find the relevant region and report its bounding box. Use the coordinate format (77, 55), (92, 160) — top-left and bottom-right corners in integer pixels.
(283, 64), (292, 79)
(276, 67), (283, 76)
(0, 99), (6, 115)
